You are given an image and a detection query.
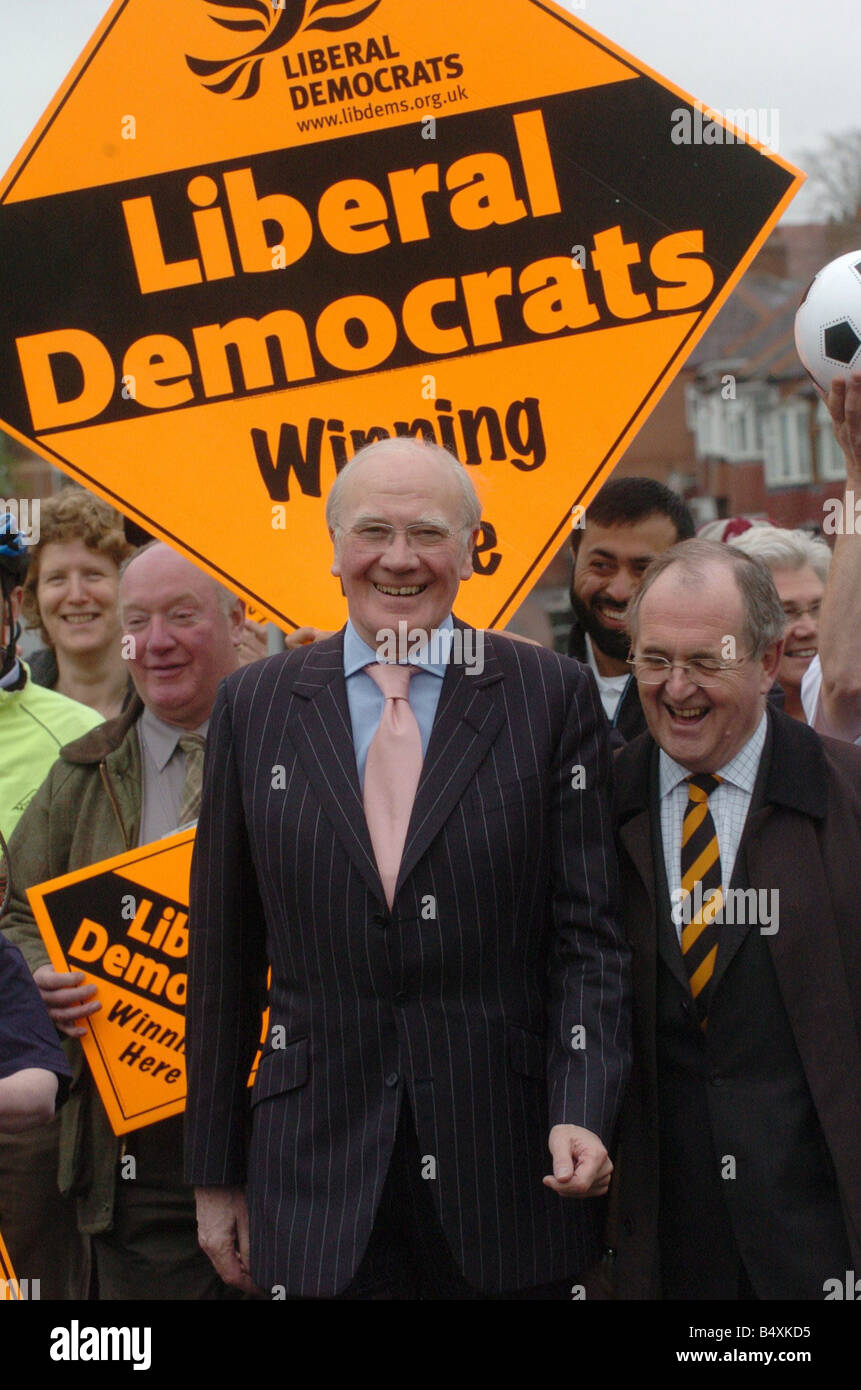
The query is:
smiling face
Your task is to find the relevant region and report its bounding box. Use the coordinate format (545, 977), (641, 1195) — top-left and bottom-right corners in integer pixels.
(329, 449), (479, 649)
(120, 545), (243, 729)
(571, 514), (680, 665)
(634, 561), (781, 774)
(36, 539), (122, 660)
(771, 564), (824, 695)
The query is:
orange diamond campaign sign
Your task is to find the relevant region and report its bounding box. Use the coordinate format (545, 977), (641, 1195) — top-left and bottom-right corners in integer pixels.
(0, 0), (802, 630)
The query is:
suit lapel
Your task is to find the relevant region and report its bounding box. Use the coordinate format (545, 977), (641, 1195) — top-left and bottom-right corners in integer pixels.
(395, 625), (505, 897)
(286, 631), (384, 903)
(618, 810), (655, 916)
(647, 752), (693, 996)
(616, 736), (672, 977)
(618, 738), (690, 993)
(708, 710), (831, 1003)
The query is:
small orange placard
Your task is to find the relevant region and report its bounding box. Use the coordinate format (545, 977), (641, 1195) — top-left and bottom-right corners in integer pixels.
(28, 831), (268, 1136)
(28, 832), (196, 1135)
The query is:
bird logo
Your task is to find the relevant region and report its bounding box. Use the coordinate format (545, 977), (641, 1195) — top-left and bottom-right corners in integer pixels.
(186, 0), (385, 100)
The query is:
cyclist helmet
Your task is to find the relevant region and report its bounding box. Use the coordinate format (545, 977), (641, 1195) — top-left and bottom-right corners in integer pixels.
(0, 514), (28, 678)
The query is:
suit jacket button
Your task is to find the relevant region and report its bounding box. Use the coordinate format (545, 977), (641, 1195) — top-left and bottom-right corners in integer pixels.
(372, 913), (388, 929)
(710, 1072), (723, 1087)
(394, 990), (407, 1005)
(385, 1072), (400, 1088)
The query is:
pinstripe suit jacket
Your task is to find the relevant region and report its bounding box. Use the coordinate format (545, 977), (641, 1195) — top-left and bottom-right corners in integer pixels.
(184, 622), (630, 1296)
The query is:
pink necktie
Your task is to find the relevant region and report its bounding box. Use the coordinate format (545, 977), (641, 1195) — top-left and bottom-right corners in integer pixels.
(363, 663), (423, 908)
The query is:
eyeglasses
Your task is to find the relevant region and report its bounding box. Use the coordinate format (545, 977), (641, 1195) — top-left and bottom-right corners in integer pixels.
(781, 601), (821, 623)
(626, 653), (752, 686)
(343, 523), (462, 551)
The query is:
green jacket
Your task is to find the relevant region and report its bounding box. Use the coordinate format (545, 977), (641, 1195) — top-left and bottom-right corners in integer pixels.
(4, 697), (144, 1233)
(0, 661), (103, 839)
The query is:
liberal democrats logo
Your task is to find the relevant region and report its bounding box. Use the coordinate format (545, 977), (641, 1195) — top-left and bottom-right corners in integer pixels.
(187, 0), (385, 99)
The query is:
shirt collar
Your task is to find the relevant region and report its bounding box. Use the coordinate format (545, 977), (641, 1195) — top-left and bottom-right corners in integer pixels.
(344, 614), (453, 679)
(584, 634), (629, 687)
(659, 710), (768, 799)
(139, 705), (209, 772)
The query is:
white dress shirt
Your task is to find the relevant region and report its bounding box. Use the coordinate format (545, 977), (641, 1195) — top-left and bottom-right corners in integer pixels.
(584, 634), (631, 722)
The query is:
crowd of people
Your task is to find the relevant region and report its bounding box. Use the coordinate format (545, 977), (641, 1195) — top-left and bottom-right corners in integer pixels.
(0, 370), (859, 1301)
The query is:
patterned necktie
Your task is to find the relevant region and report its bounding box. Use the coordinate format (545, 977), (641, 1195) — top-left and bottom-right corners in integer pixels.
(177, 732), (207, 827)
(680, 773), (724, 1027)
(363, 663), (423, 908)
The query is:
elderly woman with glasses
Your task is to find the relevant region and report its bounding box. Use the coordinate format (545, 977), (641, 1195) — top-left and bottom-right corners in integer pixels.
(728, 526), (831, 723)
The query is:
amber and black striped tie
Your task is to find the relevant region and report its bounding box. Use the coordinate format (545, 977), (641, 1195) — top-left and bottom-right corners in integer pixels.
(680, 773), (723, 1027)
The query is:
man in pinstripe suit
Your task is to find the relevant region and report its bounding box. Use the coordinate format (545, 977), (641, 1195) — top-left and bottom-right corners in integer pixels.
(185, 438), (630, 1299)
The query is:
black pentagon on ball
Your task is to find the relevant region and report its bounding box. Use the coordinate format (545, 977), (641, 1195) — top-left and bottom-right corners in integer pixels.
(823, 320), (861, 366)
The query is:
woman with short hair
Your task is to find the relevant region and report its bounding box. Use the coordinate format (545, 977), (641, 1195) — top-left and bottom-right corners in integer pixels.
(23, 490), (133, 720)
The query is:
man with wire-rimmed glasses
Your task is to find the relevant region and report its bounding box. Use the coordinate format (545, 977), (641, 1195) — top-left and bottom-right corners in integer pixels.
(605, 538), (861, 1301)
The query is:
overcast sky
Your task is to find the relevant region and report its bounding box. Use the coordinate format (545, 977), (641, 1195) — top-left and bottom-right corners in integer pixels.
(0, 0), (857, 221)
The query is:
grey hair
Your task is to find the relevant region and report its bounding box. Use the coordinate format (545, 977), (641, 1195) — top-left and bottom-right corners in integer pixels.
(627, 538), (787, 660)
(119, 541), (242, 616)
(325, 436), (482, 534)
(728, 525), (831, 585)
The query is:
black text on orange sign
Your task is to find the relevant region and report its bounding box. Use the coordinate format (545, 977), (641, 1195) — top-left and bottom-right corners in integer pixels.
(66, 897), (188, 1006)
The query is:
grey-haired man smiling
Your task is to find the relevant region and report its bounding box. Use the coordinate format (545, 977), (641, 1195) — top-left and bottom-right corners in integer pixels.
(186, 436), (630, 1300)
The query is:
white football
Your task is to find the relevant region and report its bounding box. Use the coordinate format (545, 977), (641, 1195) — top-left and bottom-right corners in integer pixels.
(795, 249), (861, 391)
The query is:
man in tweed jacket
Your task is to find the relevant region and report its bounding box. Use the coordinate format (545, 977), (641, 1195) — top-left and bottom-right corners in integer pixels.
(186, 438), (630, 1299)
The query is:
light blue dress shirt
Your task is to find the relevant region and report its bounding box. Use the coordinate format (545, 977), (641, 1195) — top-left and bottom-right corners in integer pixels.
(344, 616), (452, 788)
